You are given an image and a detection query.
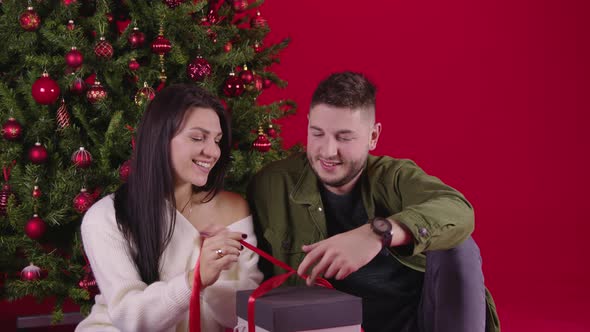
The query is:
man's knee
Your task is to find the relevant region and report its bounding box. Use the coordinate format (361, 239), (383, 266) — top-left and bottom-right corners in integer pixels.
(426, 237), (483, 280)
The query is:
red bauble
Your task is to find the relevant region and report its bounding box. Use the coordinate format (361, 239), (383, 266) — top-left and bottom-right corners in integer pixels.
(128, 58), (140, 71)
(186, 56), (212, 82)
(32, 73), (61, 105)
(0, 184), (14, 216)
(19, 7), (41, 31)
(71, 147), (92, 168)
(251, 11), (267, 29)
(151, 35), (172, 55)
(65, 47), (84, 68)
(239, 66), (254, 84)
(253, 41), (263, 53)
(63, 0), (77, 5)
(223, 73), (245, 97)
(32, 185), (42, 199)
(267, 124), (278, 138)
(263, 77), (273, 89)
(119, 160), (131, 182)
(70, 77), (86, 95)
(28, 142), (48, 164)
(86, 81), (107, 104)
(105, 12), (113, 23)
(232, 0), (248, 12)
(2, 118), (23, 141)
(73, 188), (95, 213)
(128, 27), (145, 49)
(94, 37), (114, 59)
(21, 263), (42, 281)
(253, 74), (264, 91)
(252, 128), (271, 152)
(79, 264), (99, 296)
(223, 41), (232, 53)
(163, 0), (186, 8)
(66, 19), (75, 31)
(25, 215), (46, 240)
(134, 83), (156, 106)
(56, 99), (71, 129)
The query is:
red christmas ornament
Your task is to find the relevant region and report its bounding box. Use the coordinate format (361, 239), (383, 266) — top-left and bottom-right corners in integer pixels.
(267, 124), (278, 138)
(163, 0), (186, 8)
(128, 27), (145, 49)
(79, 264), (99, 296)
(25, 215), (46, 240)
(186, 56), (212, 82)
(65, 47), (84, 68)
(70, 77), (86, 95)
(223, 41), (232, 53)
(253, 74), (264, 91)
(263, 77), (273, 89)
(28, 142), (48, 164)
(32, 185), (42, 199)
(119, 159), (131, 182)
(56, 99), (71, 129)
(105, 12), (114, 24)
(94, 37), (114, 59)
(0, 184), (14, 216)
(19, 7), (41, 31)
(63, 0), (77, 5)
(252, 127), (271, 152)
(86, 81), (107, 104)
(128, 58), (140, 71)
(151, 34), (172, 55)
(32, 72), (61, 105)
(73, 188), (95, 213)
(251, 10), (267, 29)
(71, 147), (92, 168)
(253, 41), (263, 53)
(232, 0), (248, 12)
(239, 65), (254, 84)
(2, 118), (23, 141)
(223, 73), (245, 97)
(66, 19), (75, 31)
(21, 263), (42, 281)
(134, 82), (156, 106)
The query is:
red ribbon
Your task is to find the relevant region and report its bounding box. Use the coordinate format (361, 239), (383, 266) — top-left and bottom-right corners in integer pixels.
(189, 239), (337, 332)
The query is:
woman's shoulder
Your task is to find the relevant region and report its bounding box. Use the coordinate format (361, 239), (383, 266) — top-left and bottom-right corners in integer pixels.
(212, 191), (249, 226)
(82, 194), (117, 228)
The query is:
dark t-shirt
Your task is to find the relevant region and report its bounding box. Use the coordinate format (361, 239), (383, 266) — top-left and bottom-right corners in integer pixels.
(320, 184), (424, 332)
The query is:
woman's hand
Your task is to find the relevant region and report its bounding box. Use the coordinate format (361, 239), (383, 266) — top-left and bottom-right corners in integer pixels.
(196, 225), (245, 288)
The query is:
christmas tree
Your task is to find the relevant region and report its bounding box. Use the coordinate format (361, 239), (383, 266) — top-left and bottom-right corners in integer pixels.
(0, 0), (294, 321)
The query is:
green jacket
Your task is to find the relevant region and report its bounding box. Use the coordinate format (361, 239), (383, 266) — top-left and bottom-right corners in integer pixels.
(248, 153), (500, 332)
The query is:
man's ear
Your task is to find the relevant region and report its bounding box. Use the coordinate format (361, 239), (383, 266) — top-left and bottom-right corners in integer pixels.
(369, 123), (382, 151)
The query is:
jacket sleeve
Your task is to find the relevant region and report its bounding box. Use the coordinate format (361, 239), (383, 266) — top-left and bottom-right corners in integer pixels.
(385, 160), (474, 255)
(201, 216), (263, 328)
(81, 199), (192, 332)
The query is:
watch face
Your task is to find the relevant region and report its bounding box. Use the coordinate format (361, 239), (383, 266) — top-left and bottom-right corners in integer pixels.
(373, 218), (391, 233)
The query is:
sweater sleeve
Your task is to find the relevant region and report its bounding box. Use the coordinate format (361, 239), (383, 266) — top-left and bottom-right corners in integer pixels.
(201, 215), (263, 328)
(80, 197), (192, 332)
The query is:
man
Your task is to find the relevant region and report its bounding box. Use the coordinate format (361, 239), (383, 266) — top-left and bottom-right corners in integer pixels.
(248, 72), (499, 332)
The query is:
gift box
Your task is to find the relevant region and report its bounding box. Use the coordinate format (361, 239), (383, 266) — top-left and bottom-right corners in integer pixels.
(235, 286), (362, 332)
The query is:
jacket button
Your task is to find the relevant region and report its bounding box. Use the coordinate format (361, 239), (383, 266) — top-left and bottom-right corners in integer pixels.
(419, 228), (429, 237)
(281, 239), (291, 250)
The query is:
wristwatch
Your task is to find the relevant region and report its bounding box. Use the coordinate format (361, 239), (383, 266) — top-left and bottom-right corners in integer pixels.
(369, 217), (393, 255)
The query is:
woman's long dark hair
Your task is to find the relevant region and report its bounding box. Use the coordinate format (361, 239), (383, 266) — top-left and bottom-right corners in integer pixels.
(114, 84), (231, 284)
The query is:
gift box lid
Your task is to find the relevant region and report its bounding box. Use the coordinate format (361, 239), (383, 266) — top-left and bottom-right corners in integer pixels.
(237, 286), (362, 332)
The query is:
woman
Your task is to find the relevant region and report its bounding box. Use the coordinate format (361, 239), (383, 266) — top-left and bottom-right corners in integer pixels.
(76, 84), (262, 331)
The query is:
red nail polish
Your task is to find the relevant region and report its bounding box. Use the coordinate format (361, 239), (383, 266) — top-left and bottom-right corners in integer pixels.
(242, 234), (247, 239)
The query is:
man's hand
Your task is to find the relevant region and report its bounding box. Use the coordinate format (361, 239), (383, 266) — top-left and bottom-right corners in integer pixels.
(296, 224), (382, 286)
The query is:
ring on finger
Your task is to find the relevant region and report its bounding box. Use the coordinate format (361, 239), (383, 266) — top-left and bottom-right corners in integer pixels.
(215, 248), (224, 258)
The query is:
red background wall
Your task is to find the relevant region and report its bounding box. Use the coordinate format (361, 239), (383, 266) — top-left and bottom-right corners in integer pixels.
(260, 0), (590, 331)
(2, 1), (589, 331)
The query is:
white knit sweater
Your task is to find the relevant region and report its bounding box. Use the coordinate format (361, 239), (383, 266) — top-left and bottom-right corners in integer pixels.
(76, 195), (263, 332)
